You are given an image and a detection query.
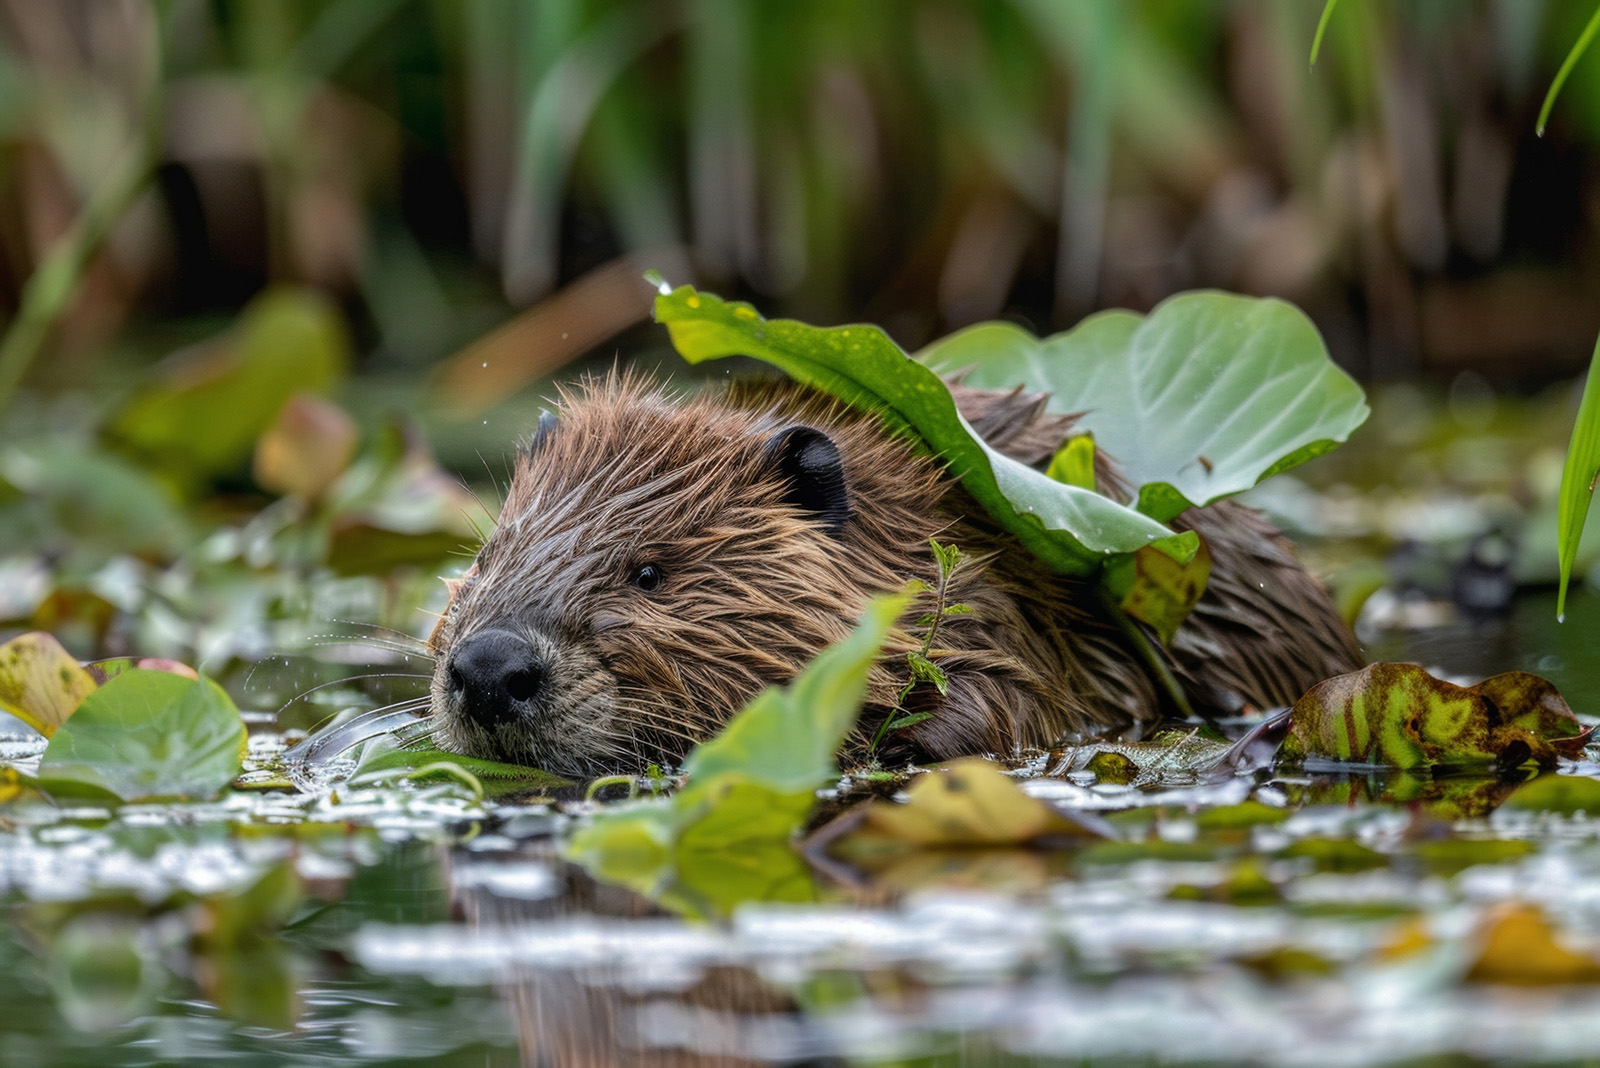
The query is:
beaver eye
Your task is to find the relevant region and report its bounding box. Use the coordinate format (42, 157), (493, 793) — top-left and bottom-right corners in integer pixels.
(631, 564), (663, 592)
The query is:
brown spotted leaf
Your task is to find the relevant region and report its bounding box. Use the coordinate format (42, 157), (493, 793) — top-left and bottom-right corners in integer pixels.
(0, 632), (96, 737)
(1280, 663), (1591, 771)
(1103, 535), (1213, 645)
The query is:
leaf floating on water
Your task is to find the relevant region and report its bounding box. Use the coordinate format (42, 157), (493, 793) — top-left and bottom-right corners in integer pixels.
(35, 669), (248, 802)
(1507, 773), (1600, 814)
(1278, 663), (1591, 771)
(0, 631), (97, 737)
(823, 758), (1111, 855)
(350, 736), (572, 799)
(1465, 904), (1600, 986)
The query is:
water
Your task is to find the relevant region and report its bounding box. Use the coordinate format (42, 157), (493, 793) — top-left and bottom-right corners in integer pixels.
(3, 587), (1600, 1066)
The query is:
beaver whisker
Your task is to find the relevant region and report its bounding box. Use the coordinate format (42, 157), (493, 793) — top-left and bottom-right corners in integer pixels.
(327, 617), (435, 649)
(285, 696), (435, 764)
(274, 672), (434, 720)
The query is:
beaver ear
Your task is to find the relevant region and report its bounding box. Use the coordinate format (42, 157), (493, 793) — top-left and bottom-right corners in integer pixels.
(763, 426), (850, 537)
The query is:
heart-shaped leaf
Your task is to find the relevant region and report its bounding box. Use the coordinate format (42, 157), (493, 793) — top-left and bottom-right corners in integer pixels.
(919, 292), (1369, 522)
(37, 669), (248, 801)
(652, 283), (1194, 575)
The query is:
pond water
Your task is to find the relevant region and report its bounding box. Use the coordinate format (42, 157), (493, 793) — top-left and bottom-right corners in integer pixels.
(4, 584), (1600, 1067)
(3, 376), (1599, 1067)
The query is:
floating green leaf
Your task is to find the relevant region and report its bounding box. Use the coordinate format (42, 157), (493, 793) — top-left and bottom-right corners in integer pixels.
(0, 632), (96, 737)
(652, 284), (1193, 575)
(919, 292), (1369, 523)
(566, 593), (905, 916)
(1557, 334), (1600, 620)
(350, 736), (572, 799)
(36, 670), (247, 801)
(1279, 664), (1591, 771)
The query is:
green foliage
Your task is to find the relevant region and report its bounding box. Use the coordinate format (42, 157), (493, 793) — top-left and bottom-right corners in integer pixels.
(349, 736), (572, 800)
(652, 281), (1196, 575)
(36, 670), (247, 801)
(1557, 335), (1600, 619)
(918, 292), (1369, 524)
(872, 539), (965, 754)
(109, 288), (350, 486)
(1047, 434), (1097, 491)
(1540, 3), (1600, 136)
(1280, 664), (1591, 771)
(1309, 0), (1341, 68)
(565, 592), (905, 917)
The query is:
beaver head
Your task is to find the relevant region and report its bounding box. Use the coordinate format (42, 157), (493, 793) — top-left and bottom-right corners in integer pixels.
(427, 375), (947, 775)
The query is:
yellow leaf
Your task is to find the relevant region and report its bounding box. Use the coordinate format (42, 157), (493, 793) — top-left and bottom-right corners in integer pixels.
(1465, 903), (1600, 986)
(850, 758), (1105, 847)
(0, 632), (96, 737)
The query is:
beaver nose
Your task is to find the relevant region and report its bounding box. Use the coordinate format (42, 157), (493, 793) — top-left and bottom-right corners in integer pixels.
(446, 628), (546, 726)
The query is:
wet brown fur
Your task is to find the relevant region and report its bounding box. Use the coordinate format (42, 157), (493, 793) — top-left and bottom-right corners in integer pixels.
(429, 373), (1362, 773)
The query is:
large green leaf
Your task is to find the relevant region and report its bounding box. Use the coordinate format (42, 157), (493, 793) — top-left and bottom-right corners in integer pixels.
(36, 670), (247, 801)
(919, 292), (1369, 523)
(565, 592), (904, 917)
(652, 283), (1193, 575)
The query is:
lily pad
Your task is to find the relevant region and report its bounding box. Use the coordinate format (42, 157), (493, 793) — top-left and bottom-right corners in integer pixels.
(1278, 663), (1591, 771)
(918, 292), (1369, 522)
(0, 631), (96, 737)
(652, 283), (1194, 575)
(36, 669), (248, 801)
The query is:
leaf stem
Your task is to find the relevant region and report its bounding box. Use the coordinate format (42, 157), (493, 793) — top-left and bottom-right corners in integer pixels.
(1096, 586), (1197, 720)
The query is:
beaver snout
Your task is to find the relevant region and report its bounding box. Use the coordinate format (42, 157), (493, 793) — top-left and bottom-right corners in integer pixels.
(446, 628), (547, 727)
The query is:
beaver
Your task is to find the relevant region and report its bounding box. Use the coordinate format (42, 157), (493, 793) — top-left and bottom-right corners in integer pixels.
(427, 372), (1362, 775)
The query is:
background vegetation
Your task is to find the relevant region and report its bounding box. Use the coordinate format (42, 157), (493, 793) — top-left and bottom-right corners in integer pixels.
(2, 0), (1599, 681)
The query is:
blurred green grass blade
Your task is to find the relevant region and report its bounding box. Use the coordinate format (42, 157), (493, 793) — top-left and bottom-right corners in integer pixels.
(1309, 0), (1340, 68)
(1539, 2), (1600, 136)
(1557, 334), (1600, 620)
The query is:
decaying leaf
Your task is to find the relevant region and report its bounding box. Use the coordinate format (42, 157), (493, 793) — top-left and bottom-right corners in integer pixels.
(821, 758), (1110, 856)
(253, 392), (359, 499)
(1465, 903), (1600, 986)
(1103, 536), (1213, 645)
(0, 632), (96, 737)
(1279, 664), (1591, 771)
